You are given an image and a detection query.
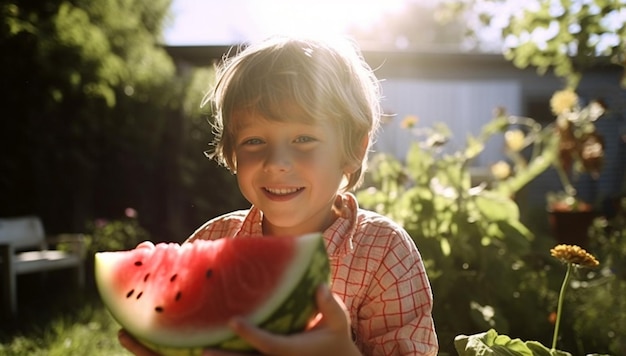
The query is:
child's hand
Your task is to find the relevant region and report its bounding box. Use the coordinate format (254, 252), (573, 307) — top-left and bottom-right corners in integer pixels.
(118, 329), (159, 356)
(118, 284), (361, 356)
(204, 284), (361, 356)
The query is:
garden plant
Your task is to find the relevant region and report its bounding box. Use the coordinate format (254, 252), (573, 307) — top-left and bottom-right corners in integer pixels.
(356, 105), (624, 354)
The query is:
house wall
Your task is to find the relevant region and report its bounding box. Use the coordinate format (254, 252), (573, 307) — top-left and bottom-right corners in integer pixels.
(365, 51), (625, 213)
(375, 78), (521, 168)
(367, 51), (533, 186)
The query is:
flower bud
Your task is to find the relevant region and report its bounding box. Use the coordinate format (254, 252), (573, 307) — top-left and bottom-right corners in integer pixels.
(504, 129), (525, 152)
(491, 160), (511, 180)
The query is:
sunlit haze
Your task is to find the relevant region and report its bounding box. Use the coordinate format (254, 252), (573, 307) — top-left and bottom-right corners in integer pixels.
(165, 0), (625, 54)
(164, 0), (412, 45)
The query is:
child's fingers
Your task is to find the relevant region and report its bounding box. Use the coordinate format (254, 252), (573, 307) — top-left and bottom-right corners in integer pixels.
(118, 329), (160, 356)
(208, 284), (353, 356)
(226, 317), (289, 355)
(201, 347), (255, 356)
(314, 284), (351, 334)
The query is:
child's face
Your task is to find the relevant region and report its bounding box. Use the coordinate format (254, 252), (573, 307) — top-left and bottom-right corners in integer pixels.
(232, 110), (352, 237)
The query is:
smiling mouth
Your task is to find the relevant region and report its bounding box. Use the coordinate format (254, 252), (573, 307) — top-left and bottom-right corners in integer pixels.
(263, 187), (304, 196)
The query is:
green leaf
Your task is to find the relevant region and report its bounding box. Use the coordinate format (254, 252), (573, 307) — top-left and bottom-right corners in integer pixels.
(440, 237), (451, 256)
(454, 330), (574, 356)
(474, 190), (520, 222)
(479, 116), (510, 139)
(525, 341), (554, 356)
(493, 336), (533, 356)
(465, 134), (485, 159)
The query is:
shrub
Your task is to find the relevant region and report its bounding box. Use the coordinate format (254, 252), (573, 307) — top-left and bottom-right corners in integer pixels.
(357, 118), (624, 354)
(358, 120), (551, 352)
(84, 211), (150, 255)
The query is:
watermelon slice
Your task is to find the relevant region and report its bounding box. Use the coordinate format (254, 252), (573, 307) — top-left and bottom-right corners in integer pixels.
(95, 232), (329, 355)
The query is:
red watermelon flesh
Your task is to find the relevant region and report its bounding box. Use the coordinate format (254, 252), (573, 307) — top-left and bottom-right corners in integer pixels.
(95, 233), (328, 350)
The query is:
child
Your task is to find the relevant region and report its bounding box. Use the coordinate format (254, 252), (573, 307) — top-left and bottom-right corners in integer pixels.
(119, 35), (438, 356)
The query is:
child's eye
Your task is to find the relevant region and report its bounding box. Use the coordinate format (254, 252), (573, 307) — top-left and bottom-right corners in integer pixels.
(294, 136), (317, 143)
(241, 138), (264, 146)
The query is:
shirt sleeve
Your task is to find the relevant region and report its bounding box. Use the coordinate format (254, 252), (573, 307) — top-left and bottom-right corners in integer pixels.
(185, 210), (251, 242)
(355, 230), (438, 355)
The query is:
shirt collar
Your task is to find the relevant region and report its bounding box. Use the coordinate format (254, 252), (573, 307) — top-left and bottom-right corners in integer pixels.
(324, 192), (358, 259)
(235, 192), (358, 259)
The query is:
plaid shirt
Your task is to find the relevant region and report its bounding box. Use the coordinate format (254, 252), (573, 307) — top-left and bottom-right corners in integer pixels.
(187, 193), (438, 355)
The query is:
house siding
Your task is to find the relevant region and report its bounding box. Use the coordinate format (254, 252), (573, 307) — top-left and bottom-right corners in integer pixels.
(376, 78), (521, 168)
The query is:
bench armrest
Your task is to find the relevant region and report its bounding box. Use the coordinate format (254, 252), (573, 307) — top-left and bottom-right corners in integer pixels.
(45, 234), (87, 259)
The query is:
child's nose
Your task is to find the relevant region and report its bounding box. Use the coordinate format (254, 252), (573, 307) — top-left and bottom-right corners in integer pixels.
(263, 145), (292, 172)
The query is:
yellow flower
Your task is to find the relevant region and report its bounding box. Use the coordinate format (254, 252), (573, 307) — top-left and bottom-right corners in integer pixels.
(504, 129), (525, 152)
(550, 89), (579, 116)
(549, 243), (599, 350)
(550, 244), (599, 267)
(490, 160), (511, 180)
(400, 115), (419, 129)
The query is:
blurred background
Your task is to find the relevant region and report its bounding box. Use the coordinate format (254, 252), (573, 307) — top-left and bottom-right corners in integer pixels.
(1, 1), (625, 354)
(2, 0), (623, 242)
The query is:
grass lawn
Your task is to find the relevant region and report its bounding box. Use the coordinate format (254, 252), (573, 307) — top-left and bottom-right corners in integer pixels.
(0, 271), (128, 355)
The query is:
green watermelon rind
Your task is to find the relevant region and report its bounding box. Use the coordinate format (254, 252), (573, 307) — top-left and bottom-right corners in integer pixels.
(99, 232), (330, 355)
(215, 232), (330, 351)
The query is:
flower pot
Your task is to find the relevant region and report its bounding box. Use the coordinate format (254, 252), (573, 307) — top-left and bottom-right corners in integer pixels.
(547, 210), (596, 248)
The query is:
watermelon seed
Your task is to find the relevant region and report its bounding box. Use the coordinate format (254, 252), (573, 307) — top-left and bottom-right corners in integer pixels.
(136, 291), (143, 299)
(206, 269), (213, 278)
(170, 274), (177, 282)
(155, 306), (164, 313)
(126, 289), (135, 298)
(134, 261), (143, 266)
(175, 291), (182, 301)
(144, 273), (150, 282)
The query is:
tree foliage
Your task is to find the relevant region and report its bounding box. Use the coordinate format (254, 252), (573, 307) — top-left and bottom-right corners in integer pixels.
(0, 0), (246, 239)
(348, 2), (467, 50)
(437, 0), (626, 87)
(351, 0), (625, 87)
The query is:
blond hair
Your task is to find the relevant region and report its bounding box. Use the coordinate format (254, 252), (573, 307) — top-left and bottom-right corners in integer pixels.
(204, 36), (381, 191)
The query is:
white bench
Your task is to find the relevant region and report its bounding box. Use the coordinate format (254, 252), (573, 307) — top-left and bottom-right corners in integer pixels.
(0, 216), (86, 316)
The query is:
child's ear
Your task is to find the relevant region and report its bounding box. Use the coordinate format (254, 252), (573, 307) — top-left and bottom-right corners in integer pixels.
(344, 135), (369, 174)
(357, 134), (369, 161)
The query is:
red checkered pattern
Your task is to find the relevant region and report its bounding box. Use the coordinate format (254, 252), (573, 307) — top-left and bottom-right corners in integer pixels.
(187, 193), (438, 355)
